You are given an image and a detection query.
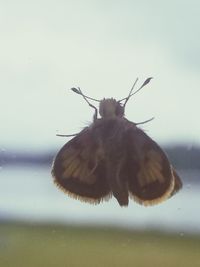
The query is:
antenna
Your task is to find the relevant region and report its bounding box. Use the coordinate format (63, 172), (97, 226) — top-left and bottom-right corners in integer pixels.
(71, 87), (100, 102)
(70, 87), (99, 121)
(119, 77), (153, 107)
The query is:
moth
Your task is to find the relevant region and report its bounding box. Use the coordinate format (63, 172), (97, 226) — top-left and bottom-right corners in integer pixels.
(52, 78), (182, 206)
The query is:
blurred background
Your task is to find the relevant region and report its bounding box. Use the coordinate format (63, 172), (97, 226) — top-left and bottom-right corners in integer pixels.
(1, 0), (200, 266)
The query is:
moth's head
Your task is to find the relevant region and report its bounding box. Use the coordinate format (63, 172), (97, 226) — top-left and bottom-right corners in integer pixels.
(71, 78), (153, 120)
(99, 98), (124, 119)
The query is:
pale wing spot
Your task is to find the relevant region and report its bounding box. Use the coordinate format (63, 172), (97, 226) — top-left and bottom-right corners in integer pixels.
(138, 161), (164, 187)
(62, 151), (80, 167)
(72, 162), (85, 178)
(61, 147), (97, 184)
(146, 150), (165, 183)
(147, 161), (165, 183)
(150, 159), (162, 171)
(62, 158), (81, 178)
(66, 157), (81, 170)
(138, 162), (158, 186)
(151, 166), (165, 183)
(143, 166), (159, 185)
(79, 165), (97, 184)
(63, 158), (97, 185)
(144, 167), (157, 183)
(75, 164), (88, 181)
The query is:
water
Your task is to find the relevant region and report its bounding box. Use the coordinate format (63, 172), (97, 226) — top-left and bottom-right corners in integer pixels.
(0, 166), (199, 233)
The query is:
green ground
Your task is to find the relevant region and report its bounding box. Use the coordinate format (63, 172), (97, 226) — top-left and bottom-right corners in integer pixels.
(0, 222), (200, 267)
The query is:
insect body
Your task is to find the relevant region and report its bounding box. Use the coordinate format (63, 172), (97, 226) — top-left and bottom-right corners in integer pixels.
(52, 79), (182, 206)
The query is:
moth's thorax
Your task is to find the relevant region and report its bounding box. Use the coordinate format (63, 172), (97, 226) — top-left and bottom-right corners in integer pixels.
(99, 98), (124, 119)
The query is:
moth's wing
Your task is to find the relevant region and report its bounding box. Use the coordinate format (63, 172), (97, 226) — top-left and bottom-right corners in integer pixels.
(126, 126), (182, 206)
(52, 128), (111, 204)
(170, 167), (183, 196)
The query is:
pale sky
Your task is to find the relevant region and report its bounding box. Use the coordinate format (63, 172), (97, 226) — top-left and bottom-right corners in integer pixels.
(1, 0), (200, 151)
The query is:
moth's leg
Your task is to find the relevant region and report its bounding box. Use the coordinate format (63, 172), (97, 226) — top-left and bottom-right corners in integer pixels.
(77, 87), (98, 121)
(135, 117), (154, 125)
(91, 104), (98, 122)
(56, 133), (78, 137)
(106, 158), (129, 206)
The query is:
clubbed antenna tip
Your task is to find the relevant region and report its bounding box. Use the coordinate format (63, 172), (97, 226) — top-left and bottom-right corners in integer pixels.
(70, 87), (100, 102)
(119, 77), (153, 107)
(139, 77), (153, 89)
(71, 87), (81, 94)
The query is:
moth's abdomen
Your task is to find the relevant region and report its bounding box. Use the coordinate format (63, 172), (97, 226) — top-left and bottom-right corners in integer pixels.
(106, 160), (129, 206)
(92, 118), (130, 206)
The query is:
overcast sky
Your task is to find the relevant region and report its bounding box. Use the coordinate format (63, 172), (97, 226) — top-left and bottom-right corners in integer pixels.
(1, 0), (200, 151)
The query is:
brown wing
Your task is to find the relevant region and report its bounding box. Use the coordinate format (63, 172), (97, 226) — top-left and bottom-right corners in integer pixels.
(125, 126), (182, 206)
(52, 127), (111, 204)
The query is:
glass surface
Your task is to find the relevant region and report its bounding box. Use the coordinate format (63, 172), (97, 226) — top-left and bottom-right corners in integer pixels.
(1, 1), (200, 266)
